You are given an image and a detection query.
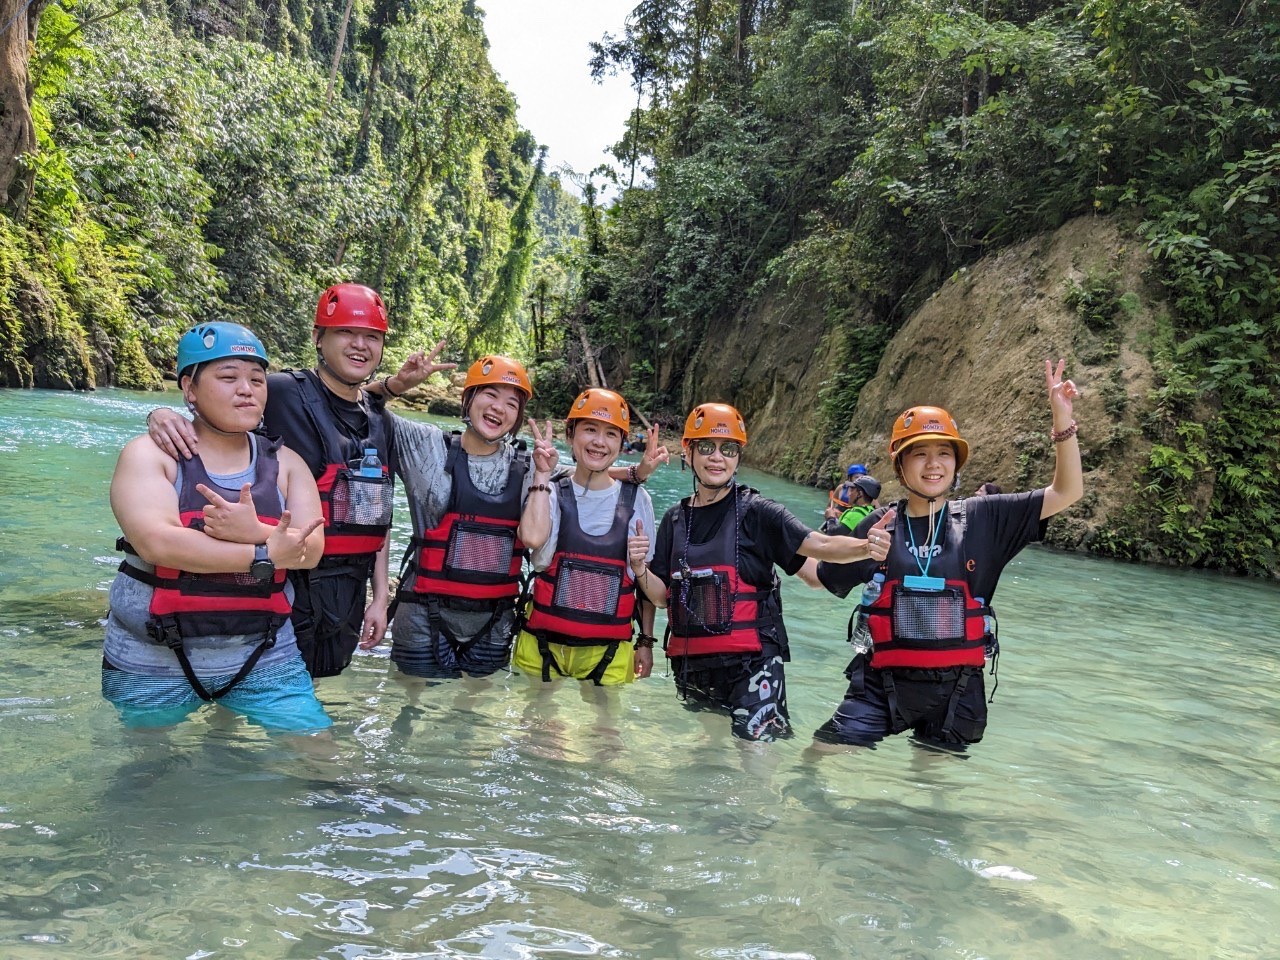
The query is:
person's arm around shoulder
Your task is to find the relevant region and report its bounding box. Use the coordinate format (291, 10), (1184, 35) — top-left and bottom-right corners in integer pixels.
(1040, 358), (1084, 519)
(146, 406), (198, 461)
(112, 436), (257, 574)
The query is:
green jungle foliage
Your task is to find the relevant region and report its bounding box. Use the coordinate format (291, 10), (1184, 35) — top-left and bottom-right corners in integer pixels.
(574, 0), (1279, 575)
(2, 0), (559, 386)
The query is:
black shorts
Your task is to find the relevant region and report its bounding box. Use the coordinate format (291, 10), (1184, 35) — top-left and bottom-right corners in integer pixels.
(669, 646), (791, 742)
(814, 657), (987, 749)
(290, 560), (373, 679)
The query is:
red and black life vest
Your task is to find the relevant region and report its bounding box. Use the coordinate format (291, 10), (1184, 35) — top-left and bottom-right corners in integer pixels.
(288, 370), (394, 560)
(664, 486), (783, 658)
(116, 434), (291, 700)
(525, 478), (638, 645)
(398, 432), (529, 606)
(865, 500), (988, 670)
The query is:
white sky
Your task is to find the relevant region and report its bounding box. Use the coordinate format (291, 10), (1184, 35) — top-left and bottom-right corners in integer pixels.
(478, 0), (640, 198)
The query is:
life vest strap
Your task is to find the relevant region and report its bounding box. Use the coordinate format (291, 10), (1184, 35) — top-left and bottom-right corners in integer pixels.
(146, 616), (284, 702)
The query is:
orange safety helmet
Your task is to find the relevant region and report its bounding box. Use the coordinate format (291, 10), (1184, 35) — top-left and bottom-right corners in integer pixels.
(462, 355), (533, 400)
(314, 283), (388, 332)
(888, 405), (969, 470)
(565, 387), (630, 433)
(683, 402), (748, 446)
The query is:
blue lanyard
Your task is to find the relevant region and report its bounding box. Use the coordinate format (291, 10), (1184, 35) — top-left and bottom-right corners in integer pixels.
(906, 509), (945, 578)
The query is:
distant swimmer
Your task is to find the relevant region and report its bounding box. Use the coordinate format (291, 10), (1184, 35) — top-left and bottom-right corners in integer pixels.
(105, 323), (330, 732)
(804, 359), (1083, 754)
(630, 403), (888, 742)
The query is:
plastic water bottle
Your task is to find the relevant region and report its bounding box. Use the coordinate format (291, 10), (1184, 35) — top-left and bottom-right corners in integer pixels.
(976, 597), (998, 663)
(358, 447), (383, 478)
(849, 573), (884, 655)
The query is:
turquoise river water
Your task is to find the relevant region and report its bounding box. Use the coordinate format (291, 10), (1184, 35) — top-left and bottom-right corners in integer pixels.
(0, 387), (1277, 959)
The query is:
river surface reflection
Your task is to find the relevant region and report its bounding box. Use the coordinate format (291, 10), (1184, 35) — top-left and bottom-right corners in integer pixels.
(0, 387), (1276, 959)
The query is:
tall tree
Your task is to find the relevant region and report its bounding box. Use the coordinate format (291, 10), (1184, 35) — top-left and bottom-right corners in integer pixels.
(0, 0), (49, 217)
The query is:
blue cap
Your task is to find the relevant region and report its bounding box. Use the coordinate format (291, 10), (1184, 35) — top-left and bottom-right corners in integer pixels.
(846, 463), (868, 476)
(177, 322), (269, 380)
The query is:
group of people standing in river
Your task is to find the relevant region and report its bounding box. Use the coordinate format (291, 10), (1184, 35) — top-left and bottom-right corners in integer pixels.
(103, 282), (1083, 755)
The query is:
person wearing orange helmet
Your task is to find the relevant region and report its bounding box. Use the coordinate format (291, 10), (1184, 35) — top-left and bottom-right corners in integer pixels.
(384, 354), (552, 679)
(807, 360), (1083, 753)
(630, 402), (889, 741)
(511, 388), (659, 687)
(146, 283), (455, 679)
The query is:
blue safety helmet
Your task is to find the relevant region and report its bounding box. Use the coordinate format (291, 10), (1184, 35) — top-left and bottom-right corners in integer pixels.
(176, 322), (269, 381)
(846, 463), (868, 477)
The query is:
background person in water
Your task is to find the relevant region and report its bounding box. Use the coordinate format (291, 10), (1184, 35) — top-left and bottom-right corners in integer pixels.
(806, 359), (1083, 753)
(105, 322), (328, 732)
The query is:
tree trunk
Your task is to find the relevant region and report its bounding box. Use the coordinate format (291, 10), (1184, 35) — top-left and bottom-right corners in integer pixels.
(0, 0), (48, 219)
(325, 0), (357, 105)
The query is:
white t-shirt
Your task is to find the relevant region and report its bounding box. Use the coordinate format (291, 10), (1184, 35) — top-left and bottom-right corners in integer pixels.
(532, 478), (655, 571)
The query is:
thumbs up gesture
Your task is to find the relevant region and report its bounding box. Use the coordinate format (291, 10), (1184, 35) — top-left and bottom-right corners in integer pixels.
(866, 508), (896, 563)
(628, 519), (650, 575)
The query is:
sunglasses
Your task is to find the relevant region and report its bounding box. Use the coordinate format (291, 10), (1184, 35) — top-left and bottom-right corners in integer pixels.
(692, 439), (742, 458)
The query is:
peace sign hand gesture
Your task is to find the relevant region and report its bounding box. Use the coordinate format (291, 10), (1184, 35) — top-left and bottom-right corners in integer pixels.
(391, 339), (458, 393)
(1045, 358), (1081, 430)
(635, 424), (671, 481)
(527, 419), (559, 477)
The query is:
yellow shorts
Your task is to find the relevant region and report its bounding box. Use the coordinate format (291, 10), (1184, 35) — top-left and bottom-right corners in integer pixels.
(512, 630), (636, 686)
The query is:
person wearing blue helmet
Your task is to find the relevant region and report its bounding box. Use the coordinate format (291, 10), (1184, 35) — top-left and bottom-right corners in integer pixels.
(144, 285), (455, 679)
(105, 322), (331, 731)
(822, 473), (882, 535)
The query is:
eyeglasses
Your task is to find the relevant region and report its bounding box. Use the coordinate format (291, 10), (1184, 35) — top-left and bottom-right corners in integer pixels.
(692, 440), (741, 458)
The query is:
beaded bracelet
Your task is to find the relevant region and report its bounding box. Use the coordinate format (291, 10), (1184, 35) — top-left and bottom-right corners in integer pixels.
(1050, 419), (1078, 443)
(380, 376), (403, 398)
(627, 464), (640, 484)
(634, 634), (656, 649)
(528, 483), (552, 494)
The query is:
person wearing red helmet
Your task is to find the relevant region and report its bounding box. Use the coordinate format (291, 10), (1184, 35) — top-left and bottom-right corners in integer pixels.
(511, 388), (659, 687)
(807, 360), (1083, 753)
(146, 283), (455, 679)
(630, 402), (888, 741)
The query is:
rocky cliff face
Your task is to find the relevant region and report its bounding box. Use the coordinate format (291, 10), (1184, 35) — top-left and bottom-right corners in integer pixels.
(683, 216), (1166, 551)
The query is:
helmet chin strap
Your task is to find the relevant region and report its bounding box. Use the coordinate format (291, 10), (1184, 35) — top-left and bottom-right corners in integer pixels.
(187, 401), (254, 438)
(316, 351), (375, 389)
(691, 462), (734, 504)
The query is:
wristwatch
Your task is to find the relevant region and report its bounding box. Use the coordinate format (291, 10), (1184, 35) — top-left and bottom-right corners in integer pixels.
(250, 543), (275, 582)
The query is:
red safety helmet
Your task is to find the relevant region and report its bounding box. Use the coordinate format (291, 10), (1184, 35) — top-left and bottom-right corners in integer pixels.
(314, 283), (388, 332)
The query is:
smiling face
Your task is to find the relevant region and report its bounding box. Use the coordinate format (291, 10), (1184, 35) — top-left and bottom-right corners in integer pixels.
(896, 438), (958, 501)
(569, 418), (623, 474)
(183, 358), (268, 433)
(313, 326), (385, 385)
(687, 437), (741, 488)
(466, 383), (524, 443)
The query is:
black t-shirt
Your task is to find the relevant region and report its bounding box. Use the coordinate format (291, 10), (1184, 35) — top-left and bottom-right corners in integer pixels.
(817, 490), (1047, 603)
(652, 488), (812, 589)
(262, 370), (375, 478)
